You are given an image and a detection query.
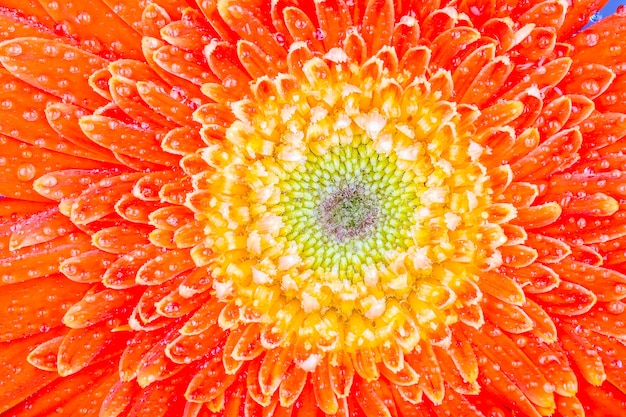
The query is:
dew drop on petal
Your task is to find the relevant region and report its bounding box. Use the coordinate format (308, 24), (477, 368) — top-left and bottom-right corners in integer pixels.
(5, 44), (22, 56)
(582, 31), (598, 46)
(16, 163), (36, 181)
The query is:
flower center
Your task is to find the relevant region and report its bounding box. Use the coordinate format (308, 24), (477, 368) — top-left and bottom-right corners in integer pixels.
(279, 143), (418, 279)
(319, 182), (378, 242)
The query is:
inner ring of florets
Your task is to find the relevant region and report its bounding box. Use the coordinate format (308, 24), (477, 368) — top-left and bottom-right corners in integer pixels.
(279, 143), (419, 280)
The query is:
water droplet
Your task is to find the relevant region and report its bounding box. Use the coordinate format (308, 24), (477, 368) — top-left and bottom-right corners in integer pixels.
(581, 79), (600, 96)
(5, 44), (22, 56)
(584, 33), (598, 47)
(76, 11), (92, 23)
(43, 43), (59, 57)
(17, 163), (36, 181)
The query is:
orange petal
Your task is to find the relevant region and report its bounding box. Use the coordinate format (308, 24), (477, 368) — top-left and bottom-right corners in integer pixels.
(522, 298), (558, 343)
(579, 112), (626, 153)
(0, 233), (92, 285)
(118, 319), (178, 381)
(0, 1), (55, 33)
(135, 247), (194, 286)
(447, 325), (479, 384)
(511, 128), (582, 181)
(101, 244), (162, 289)
(136, 80), (198, 126)
(57, 319), (130, 377)
(555, 393), (585, 417)
(476, 351), (544, 417)
(558, 321), (607, 386)
(515, 332), (578, 397)
(351, 348), (380, 382)
(541, 215), (626, 246)
(1, 134), (115, 202)
(100, 379), (141, 417)
(161, 126), (206, 157)
(33, 168), (124, 202)
(0, 274), (88, 342)
(135, 334), (185, 387)
(500, 244), (538, 268)
(570, 13), (626, 73)
(157, 42), (217, 86)
(459, 55), (514, 107)
(481, 293), (534, 334)
(581, 330), (626, 394)
(569, 244), (603, 266)
(66, 173), (143, 225)
(229, 323), (264, 362)
(537, 95), (572, 138)
(361, 0), (394, 55)
(354, 378), (396, 417)
(496, 181), (539, 207)
(468, 322), (556, 411)
(126, 373), (190, 416)
(502, 263), (560, 294)
(430, 26), (481, 72)
(136, 275), (183, 325)
(514, 26), (556, 62)
(500, 57), (571, 101)
(92, 224), (152, 254)
(7, 359), (118, 417)
(558, 193), (619, 217)
(0, 38), (109, 109)
(27, 335), (64, 372)
(141, 36), (204, 98)
(59, 250), (117, 283)
(405, 340), (444, 404)
(511, 202), (562, 229)
(38, 0), (142, 59)
(108, 75), (177, 129)
(8, 206), (76, 250)
(283, 7), (324, 52)
(160, 8), (217, 50)
(312, 0), (352, 51)
(0, 328), (64, 413)
(518, 0), (566, 29)
(551, 260), (626, 302)
(45, 102), (119, 162)
(453, 43), (495, 98)
(0, 72), (107, 163)
(311, 354), (339, 414)
(256, 346), (294, 399)
(524, 233), (571, 264)
(179, 300), (222, 337)
(237, 39), (281, 79)
(114, 194), (165, 224)
(534, 281), (597, 316)
(562, 63), (615, 99)
(166, 325), (226, 365)
(433, 345), (479, 395)
(570, 302), (626, 341)
(185, 350), (238, 404)
(203, 39), (251, 92)
(79, 115), (179, 166)
(479, 270), (526, 306)
(63, 286), (142, 329)
(578, 378), (626, 417)
(278, 360), (307, 407)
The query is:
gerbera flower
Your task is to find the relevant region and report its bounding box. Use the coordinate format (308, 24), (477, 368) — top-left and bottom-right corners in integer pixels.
(1, 0), (626, 415)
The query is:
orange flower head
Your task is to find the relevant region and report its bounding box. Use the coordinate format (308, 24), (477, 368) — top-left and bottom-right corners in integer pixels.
(1, 1), (626, 416)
